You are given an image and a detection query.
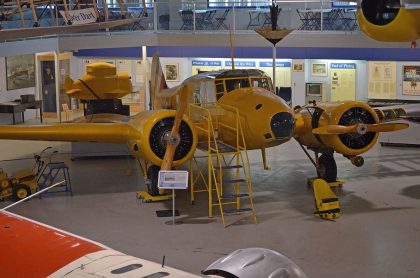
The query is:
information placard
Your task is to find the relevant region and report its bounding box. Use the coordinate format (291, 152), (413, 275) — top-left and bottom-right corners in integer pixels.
(158, 170), (189, 189)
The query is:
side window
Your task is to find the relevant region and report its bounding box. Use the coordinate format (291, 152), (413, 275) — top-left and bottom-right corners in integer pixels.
(193, 82), (201, 103)
(215, 81), (225, 100)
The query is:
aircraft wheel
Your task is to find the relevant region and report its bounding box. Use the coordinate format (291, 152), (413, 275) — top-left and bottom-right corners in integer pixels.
(147, 165), (160, 196)
(317, 154), (337, 183)
(13, 184), (31, 201)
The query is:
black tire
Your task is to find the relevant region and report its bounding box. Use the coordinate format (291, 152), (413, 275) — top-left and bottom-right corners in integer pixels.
(13, 184), (31, 201)
(317, 154), (337, 183)
(147, 165), (160, 196)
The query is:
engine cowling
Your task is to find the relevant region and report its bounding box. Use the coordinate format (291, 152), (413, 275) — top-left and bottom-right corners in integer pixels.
(358, 0), (420, 42)
(128, 110), (198, 167)
(294, 102), (380, 156)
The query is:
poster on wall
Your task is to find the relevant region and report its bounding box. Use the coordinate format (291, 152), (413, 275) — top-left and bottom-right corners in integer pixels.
(191, 60), (222, 75)
(330, 63), (356, 101)
(293, 62), (304, 72)
(311, 62), (327, 77)
(41, 61), (57, 113)
(135, 60), (144, 83)
(6, 54), (35, 90)
(259, 61), (291, 88)
(402, 65), (420, 95)
(116, 60), (133, 78)
(97, 59), (115, 65)
(83, 59), (97, 74)
(367, 61), (396, 99)
(164, 64), (179, 82)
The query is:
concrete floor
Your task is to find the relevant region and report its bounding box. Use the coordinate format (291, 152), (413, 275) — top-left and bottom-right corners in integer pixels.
(1, 136), (420, 277)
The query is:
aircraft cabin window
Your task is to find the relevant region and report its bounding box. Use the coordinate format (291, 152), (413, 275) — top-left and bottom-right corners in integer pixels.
(200, 81), (216, 104)
(251, 78), (272, 91)
(224, 78), (250, 93)
(215, 82), (225, 100)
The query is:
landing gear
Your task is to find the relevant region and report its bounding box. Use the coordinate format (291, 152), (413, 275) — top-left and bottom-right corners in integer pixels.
(136, 161), (171, 202)
(316, 154), (337, 183)
(13, 185), (31, 201)
(147, 165), (160, 197)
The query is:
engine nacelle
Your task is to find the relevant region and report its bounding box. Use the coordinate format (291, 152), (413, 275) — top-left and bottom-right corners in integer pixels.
(128, 110), (198, 167)
(294, 102), (380, 156)
(358, 0), (420, 42)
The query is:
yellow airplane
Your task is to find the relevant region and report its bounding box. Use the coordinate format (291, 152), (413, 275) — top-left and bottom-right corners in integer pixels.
(0, 54), (409, 197)
(64, 62), (132, 100)
(357, 0), (420, 42)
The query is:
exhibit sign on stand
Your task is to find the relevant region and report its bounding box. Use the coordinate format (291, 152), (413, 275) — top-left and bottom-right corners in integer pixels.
(158, 170), (189, 225)
(367, 61), (397, 99)
(330, 63), (356, 101)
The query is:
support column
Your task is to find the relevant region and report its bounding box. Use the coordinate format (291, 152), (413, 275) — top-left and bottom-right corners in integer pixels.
(54, 51), (61, 123)
(272, 45), (276, 91)
(142, 46), (149, 111)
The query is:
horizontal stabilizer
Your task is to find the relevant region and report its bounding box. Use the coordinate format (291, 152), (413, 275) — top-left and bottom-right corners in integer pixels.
(313, 123), (409, 135)
(64, 76), (74, 91)
(66, 89), (81, 96)
(0, 124), (140, 143)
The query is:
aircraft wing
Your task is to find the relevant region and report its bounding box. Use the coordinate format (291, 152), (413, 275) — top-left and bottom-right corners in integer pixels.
(0, 211), (199, 277)
(71, 113), (131, 123)
(0, 123), (139, 143)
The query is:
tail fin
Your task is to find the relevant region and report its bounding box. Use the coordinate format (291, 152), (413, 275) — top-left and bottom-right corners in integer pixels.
(150, 54), (168, 110)
(64, 76), (74, 91)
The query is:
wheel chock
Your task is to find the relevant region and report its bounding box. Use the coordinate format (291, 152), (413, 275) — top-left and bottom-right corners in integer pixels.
(312, 179), (341, 220)
(136, 191), (172, 202)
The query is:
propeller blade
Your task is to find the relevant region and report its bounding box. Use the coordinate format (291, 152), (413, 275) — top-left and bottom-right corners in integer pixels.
(160, 85), (188, 171)
(312, 125), (357, 135)
(313, 122), (409, 135)
(366, 123), (409, 132)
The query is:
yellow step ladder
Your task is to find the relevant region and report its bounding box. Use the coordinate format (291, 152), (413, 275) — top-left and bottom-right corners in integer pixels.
(189, 103), (257, 227)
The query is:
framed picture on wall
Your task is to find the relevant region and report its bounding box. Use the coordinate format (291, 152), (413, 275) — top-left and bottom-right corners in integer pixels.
(402, 65), (420, 95)
(164, 63), (179, 82)
(6, 54), (35, 90)
(311, 62), (327, 77)
(293, 62), (304, 72)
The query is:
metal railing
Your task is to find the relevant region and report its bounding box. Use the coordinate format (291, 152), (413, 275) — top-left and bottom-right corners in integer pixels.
(0, 1), (359, 35)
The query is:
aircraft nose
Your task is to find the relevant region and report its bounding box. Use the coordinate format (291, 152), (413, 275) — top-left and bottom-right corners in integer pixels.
(271, 112), (295, 139)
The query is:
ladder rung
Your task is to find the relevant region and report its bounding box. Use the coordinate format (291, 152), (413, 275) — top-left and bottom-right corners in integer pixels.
(220, 193), (249, 199)
(221, 179), (246, 184)
(223, 208), (253, 214)
(216, 165), (243, 170)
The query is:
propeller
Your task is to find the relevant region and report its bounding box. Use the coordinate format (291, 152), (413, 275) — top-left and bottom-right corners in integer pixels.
(160, 85), (189, 171)
(313, 122), (409, 135)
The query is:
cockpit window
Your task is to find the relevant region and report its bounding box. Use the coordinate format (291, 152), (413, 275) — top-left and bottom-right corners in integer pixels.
(225, 78), (250, 93)
(251, 77), (272, 92)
